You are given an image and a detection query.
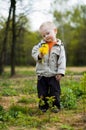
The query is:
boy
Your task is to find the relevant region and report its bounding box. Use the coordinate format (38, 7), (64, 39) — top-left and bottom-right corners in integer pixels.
(32, 21), (66, 112)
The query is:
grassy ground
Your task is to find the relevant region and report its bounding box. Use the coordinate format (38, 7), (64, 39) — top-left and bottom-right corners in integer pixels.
(0, 66), (86, 130)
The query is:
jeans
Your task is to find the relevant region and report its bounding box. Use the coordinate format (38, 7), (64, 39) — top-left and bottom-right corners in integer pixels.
(37, 76), (61, 110)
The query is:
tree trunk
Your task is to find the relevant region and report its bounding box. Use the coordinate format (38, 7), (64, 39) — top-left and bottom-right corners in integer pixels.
(10, 0), (16, 76)
(0, 4), (12, 75)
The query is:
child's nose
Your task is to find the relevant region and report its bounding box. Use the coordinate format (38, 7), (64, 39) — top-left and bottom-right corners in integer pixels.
(45, 35), (48, 38)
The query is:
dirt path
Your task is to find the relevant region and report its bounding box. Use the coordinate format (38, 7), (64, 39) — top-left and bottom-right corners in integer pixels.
(67, 67), (86, 72)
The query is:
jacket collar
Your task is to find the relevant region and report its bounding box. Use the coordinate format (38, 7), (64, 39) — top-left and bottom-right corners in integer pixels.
(40, 39), (62, 46)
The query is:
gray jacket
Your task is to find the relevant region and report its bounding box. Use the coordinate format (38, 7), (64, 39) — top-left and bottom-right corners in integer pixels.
(32, 39), (66, 77)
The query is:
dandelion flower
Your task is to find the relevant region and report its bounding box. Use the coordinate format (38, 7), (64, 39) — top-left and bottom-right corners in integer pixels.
(39, 43), (49, 55)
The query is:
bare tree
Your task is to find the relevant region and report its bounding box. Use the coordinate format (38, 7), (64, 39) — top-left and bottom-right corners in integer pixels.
(0, 2), (12, 75)
(10, 0), (16, 76)
(0, 0), (51, 76)
(0, 0), (16, 76)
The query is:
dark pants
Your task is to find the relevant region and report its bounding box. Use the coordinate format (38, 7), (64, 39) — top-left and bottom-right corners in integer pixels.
(37, 76), (61, 110)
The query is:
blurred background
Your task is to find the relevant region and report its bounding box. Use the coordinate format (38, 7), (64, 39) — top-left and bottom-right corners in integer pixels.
(0, 0), (86, 76)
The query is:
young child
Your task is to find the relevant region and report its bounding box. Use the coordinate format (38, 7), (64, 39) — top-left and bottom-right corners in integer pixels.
(32, 21), (66, 112)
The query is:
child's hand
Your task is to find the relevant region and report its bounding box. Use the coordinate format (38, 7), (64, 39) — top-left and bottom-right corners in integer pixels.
(55, 74), (62, 81)
(38, 52), (44, 58)
(39, 43), (49, 56)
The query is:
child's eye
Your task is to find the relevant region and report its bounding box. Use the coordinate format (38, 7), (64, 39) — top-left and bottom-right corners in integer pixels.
(42, 32), (50, 38)
(47, 32), (49, 35)
(43, 35), (45, 37)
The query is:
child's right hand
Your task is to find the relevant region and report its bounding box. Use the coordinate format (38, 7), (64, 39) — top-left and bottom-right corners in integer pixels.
(38, 52), (44, 58)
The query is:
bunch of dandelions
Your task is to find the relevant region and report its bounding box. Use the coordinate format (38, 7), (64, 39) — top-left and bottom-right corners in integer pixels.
(39, 43), (49, 55)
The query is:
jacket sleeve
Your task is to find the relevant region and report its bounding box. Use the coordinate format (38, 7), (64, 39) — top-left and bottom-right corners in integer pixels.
(31, 43), (40, 61)
(57, 45), (66, 76)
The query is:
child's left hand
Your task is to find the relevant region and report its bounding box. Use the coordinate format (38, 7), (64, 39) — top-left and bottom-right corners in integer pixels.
(55, 74), (62, 81)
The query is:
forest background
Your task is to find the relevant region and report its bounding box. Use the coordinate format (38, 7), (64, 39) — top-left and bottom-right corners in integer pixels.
(0, 0), (86, 76)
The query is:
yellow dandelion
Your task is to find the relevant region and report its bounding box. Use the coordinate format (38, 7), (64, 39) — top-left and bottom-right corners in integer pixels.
(39, 43), (49, 55)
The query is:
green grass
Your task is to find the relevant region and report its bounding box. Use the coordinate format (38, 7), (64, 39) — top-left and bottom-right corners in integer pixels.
(0, 67), (86, 130)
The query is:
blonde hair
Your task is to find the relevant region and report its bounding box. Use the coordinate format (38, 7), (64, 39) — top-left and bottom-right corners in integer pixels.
(39, 21), (56, 33)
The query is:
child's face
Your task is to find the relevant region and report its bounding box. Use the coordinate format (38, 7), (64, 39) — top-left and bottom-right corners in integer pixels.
(40, 27), (57, 43)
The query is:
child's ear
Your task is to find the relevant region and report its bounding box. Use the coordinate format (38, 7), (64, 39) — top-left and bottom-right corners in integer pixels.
(54, 29), (57, 34)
